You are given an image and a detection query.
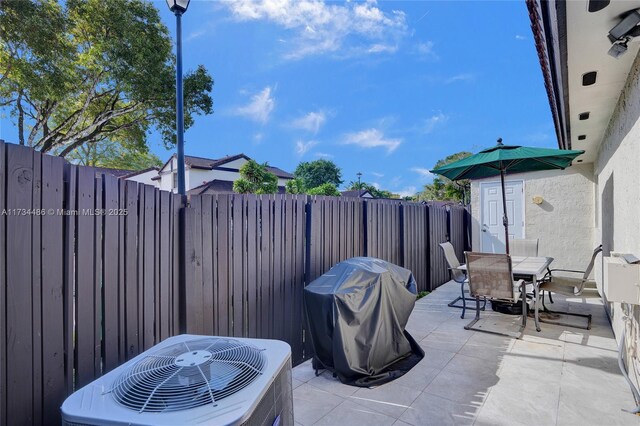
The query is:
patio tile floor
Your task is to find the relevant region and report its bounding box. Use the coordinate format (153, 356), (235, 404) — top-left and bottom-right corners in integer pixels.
(292, 280), (640, 425)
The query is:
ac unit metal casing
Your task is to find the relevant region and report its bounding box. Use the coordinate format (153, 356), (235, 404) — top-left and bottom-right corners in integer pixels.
(61, 334), (293, 426)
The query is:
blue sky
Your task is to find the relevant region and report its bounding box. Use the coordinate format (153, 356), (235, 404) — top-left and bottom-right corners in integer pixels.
(1, 0), (556, 197)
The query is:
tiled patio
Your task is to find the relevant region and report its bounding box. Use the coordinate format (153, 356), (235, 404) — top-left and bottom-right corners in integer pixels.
(292, 281), (639, 425)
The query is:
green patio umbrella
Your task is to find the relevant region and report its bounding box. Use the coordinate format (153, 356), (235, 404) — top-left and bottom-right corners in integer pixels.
(430, 138), (584, 254)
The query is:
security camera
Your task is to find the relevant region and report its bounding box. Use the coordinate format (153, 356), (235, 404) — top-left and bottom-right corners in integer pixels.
(609, 10), (640, 43)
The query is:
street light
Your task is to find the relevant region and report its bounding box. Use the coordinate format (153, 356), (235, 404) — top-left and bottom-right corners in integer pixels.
(166, 0), (191, 196)
(356, 172), (362, 190)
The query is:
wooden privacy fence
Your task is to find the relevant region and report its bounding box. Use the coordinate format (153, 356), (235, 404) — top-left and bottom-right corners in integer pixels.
(183, 195), (472, 364)
(0, 140), (471, 425)
(0, 141), (182, 425)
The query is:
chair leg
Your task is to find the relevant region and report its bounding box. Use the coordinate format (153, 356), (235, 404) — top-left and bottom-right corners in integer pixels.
(548, 291), (554, 304)
(447, 282), (485, 319)
(539, 305), (592, 330)
(464, 296), (524, 339)
(534, 284), (541, 332)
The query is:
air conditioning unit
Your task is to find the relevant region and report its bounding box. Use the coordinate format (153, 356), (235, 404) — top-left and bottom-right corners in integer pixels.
(61, 334), (293, 426)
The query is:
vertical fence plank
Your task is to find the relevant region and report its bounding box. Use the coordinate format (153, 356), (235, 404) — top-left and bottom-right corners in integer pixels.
(158, 191), (171, 340)
(232, 196), (244, 337)
(93, 175), (103, 377)
(75, 166), (96, 388)
(142, 186), (155, 349)
(40, 155), (65, 423)
(124, 181), (139, 359)
(117, 180), (127, 363)
(31, 151), (43, 425)
(260, 196), (271, 339)
(6, 145), (35, 423)
(0, 140), (5, 426)
(217, 195), (230, 336)
(102, 174), (119, 372)
(246, 195), (258, 338)
(201, 195), (214, 336)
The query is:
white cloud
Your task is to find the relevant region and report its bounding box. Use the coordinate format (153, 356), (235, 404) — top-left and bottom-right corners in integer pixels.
(291, 110), (327, 133)
(397, 186), (417, 198)
(295, 140), (318, 156)
(411, 167), (433, 178)
(445, 73), (475, 84)
(424, 112), (449, 134)
(186, 29), (207, 42)
(253, 133), (264, 143)
(223, 0), (408, 59)
(371, 172), (384, 178)
(368, 43), (399, 54)
(416, 41), (438, 60)
(343, 128), (402, 153)
(515, 34), (526, 40)
(233, 87), (275, 124)
(315, 152), (333, 159)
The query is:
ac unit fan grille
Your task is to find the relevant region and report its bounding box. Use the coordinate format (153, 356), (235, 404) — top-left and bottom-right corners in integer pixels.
(110, 337), (266, 413)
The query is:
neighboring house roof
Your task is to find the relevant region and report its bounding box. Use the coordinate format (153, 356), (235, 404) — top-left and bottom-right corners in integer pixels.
(159, 153), (293, 179)
(188, 179), (287, 196)
(341, 189), (375, 198)
(91, 166), (134, 178)
(120, 167), (159, 179)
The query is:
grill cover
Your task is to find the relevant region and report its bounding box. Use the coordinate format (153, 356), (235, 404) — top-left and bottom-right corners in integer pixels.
(304, 257), (418, 383)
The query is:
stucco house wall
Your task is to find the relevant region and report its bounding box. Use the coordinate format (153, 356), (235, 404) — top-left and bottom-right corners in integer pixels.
(593, 50), (640, 385)
(470, 164), (595, 271)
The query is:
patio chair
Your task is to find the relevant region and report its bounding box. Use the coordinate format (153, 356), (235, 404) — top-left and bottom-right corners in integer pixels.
(464, 252), (527, 338)
(439, 242), (486, 319)
(536, 245), (603, 330)
(508, 238), (554, 304)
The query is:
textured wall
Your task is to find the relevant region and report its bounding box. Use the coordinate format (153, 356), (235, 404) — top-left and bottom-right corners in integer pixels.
(594, 50), (640, 388)
(470, 165), (595, 271)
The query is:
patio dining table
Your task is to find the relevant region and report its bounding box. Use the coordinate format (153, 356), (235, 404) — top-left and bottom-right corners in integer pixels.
(457, 256), (554, 332)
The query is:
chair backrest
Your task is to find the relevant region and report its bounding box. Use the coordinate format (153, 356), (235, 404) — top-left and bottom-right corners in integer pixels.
(509, 238), (539, 257)
(465, 252), (517, 302)
(582, 245), (604, 281)
(439, 242), (466, 283)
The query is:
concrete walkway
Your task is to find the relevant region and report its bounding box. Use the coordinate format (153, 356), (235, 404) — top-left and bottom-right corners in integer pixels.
(292, 281), (639, 425)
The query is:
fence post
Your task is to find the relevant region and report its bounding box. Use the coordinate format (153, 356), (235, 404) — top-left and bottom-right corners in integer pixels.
(425, 203), (432, 291)
(178, 194), (189, 334)
(362, 199), (368, 257)
(399, 202), (405, 267)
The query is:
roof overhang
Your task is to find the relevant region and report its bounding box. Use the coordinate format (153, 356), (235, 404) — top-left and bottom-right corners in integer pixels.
(528, 0), (640, 162)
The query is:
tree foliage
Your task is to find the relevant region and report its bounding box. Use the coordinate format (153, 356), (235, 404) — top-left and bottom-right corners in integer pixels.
(416, 151), (473, 203)
(307, 183), (341, 196)
(66, 139), (162, 170)
(293, 160), (343, 190)
(285, 178), (305, 194)
(345, 181), (398, 199)
(233, 160), (278, 195)
(0, 0), (213, 157)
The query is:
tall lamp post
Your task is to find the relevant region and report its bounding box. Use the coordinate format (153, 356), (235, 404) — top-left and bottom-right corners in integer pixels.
(356, 172), (362, 190)
(166, 0), (191, 196)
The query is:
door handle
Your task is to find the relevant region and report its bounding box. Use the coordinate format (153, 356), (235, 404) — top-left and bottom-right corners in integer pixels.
(482, 224), (488, 233)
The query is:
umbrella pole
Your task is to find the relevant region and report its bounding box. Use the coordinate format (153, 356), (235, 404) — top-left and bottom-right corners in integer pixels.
(500, 168), (510, 254)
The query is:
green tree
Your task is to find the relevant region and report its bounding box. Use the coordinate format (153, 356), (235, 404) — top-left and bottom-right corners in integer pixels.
(66, 139), (162, 170)
(293, 160), (342, 190)
(307, 183), (341, 196)
(345, 181), (399, 199)
(0, 0), (213, 157)
(285, 178), (305, 194)
(416, 151), (473, 203)
(233, 160), (278, 195)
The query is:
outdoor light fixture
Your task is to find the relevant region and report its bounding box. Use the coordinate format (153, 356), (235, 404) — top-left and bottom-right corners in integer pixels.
(166, 0), (191, 196)
(608, 9), (640, 59)
(166, 0), (190, 14)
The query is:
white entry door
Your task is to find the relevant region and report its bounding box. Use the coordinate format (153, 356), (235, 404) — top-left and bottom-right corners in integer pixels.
(481, 180), (524, 253)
